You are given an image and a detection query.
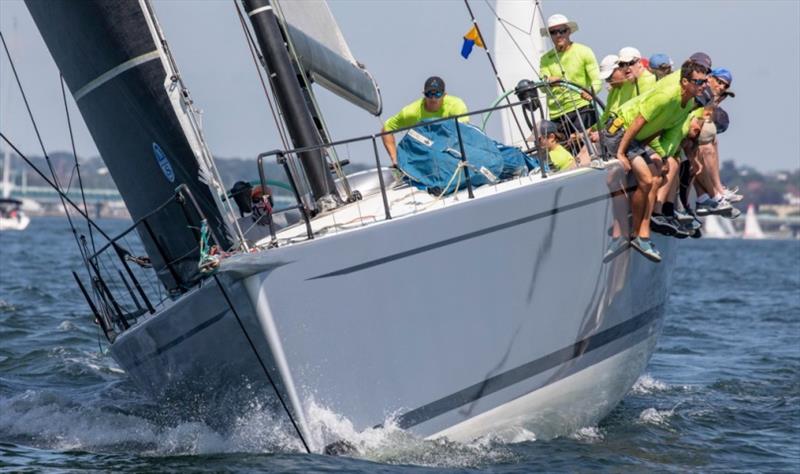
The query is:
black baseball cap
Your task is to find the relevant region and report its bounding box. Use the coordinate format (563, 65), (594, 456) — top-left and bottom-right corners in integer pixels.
(424, 76), (445, 94)
(689, 52), (712, 71)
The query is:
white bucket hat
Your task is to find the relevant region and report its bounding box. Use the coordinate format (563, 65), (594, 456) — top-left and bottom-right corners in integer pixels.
(540, 14), (579, 37)
(599, 54), (620, 80)
(618, 47), (642, 63)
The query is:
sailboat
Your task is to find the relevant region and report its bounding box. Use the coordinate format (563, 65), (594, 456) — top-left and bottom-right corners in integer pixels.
(0, 152), (30, 231)
(25, 0), (677, 451)
(702, 214), (737, 239)
(742, 204), (766, 239)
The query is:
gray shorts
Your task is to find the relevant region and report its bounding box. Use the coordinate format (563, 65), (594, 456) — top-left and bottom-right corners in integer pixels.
(600, 124), (653, 164)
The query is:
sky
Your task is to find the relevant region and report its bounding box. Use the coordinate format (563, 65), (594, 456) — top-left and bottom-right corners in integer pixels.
(1, 0), (799, 173)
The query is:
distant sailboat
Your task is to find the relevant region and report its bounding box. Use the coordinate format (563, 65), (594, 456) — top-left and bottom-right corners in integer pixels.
(742, 204), (766, 239)
(0, 151), (30, 231)
(702, 214), (737, 239)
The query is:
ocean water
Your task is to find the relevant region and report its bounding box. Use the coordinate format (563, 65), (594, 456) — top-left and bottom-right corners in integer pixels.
(1, 217), (798, 472)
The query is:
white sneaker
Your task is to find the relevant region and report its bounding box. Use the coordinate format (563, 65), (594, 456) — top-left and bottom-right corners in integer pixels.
(723, 188), (744, 203)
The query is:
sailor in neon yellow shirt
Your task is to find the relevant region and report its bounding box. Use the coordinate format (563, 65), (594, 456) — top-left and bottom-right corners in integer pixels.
(538, 14), (601, 122)
(538, 120), (575, 172)
(604, 60), (708, 261)
(616, 47), (656, 105)
(381, 76), (468, 165)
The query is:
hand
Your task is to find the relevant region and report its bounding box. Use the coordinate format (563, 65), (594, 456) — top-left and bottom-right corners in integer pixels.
(590, 130), (599, 143)
(548, 76), (561, 84)
(616, 153), (631, 173)
(580, 91), (593, 101)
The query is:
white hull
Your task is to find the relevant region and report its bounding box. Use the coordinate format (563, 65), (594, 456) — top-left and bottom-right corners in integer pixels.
(0, 214), (30, 231)
(111, 164), (675, 450)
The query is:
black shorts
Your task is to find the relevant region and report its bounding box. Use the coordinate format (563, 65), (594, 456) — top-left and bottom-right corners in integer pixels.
(553, 106), (598, 137)
(600, 119), (653, 165)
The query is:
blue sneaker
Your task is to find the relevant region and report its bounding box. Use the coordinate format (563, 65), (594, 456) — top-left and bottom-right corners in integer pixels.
(630, 237), (662, 263)
(603, 237), (629, 263)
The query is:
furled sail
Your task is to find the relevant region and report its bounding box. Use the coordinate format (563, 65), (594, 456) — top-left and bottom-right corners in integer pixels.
(273, 0), (382, 116)
(492, 0), (548, 145)
(26, 0), (233, 292)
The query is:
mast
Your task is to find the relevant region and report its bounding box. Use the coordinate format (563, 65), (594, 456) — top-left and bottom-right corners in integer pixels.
(242, 0), (339, 210)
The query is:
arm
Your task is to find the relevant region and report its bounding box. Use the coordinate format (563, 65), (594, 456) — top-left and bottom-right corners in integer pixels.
(616, 114), (647, 172)
(584, 46), (602, 94)
(381, 127), (398, 166)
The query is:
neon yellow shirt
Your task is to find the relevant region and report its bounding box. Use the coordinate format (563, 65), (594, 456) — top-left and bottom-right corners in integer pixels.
(383, 95), (469, 132)
(598, 85), (625, 126)
(619, 69), (657, 103)
(652, 108), (704, 158)
(540, 42), (601, 118)
(549, 144), (574, 171)
(617, 77), (697, 145)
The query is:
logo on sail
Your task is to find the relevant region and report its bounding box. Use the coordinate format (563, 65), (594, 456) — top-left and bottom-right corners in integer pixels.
(152, 142), (175, 183)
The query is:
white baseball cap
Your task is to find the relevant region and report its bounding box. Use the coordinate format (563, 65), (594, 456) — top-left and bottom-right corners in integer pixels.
(599, 54), (620, 81)
(618, 47), (642, 63)
(540, 14), (579, 37)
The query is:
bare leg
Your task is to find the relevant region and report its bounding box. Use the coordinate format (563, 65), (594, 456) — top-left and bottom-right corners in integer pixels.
(698, 142), (724, 196)
(656, 158), (679, 213)
(607, 163), (629, 239)
(630, 156), (654, 239)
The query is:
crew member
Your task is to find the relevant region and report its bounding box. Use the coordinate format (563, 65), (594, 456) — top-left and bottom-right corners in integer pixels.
(381, 76), (468, 166)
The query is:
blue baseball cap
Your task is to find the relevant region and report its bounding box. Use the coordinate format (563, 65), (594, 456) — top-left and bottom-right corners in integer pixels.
(649, 53), (673, 68)
(711, 68), (732, 86)
(713, 107), (729, 134)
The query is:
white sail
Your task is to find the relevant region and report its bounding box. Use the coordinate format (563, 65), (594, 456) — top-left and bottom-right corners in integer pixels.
(742, 204), (766, 239)
(492, 0), (548, 145)
(273, 0), (382, 115)
(702, 214), (736, 239)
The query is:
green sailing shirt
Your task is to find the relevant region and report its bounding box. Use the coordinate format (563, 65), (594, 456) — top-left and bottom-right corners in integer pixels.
(617, 76), (697, 149)
(618, 69), (657, 105)
(549, 144), (575, 171)
(383, 95), (469, 132)
(598, 86), (625, 126)
(540, 42), (601, 118)
(652, 108), (705, 158)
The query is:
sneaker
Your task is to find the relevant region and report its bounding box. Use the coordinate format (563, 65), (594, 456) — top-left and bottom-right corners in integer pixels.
(722, 189), (744, 203)
(722, 205), (742, 219)
(603, 237), (629, 263)
(590, 159), (606, 169)
(724, 185), (739, 194)
(691, 227), (703, 239)
(668, 216), (692, 238)
(650, 215), (678, 236)
(674, 208), (695, 225)
(630, 237), (662, 263)
(696, 198), (732, 216)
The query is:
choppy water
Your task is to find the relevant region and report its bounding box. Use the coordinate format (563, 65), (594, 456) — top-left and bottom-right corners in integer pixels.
(1, 217), (798, 472)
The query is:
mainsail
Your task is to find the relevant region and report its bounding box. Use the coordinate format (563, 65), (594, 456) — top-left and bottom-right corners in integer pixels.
(492, 0), (548, 145)
(273, 0), (382, 116)
(26, 0), (233, 292)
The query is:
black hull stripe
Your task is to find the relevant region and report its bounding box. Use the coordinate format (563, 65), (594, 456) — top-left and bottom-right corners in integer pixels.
(396, 304), (662, 430)
(310, 185), (635, 280)
(123, 308), (228, 370)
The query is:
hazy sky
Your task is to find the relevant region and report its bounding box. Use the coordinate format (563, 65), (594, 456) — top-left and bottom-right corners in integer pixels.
(1, 0), (799, 172)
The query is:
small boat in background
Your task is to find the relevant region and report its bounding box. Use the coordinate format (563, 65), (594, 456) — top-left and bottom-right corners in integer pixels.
(742, 204), (766, 240)
(0, 198), (30, 231)
(702, 214), (737, 239)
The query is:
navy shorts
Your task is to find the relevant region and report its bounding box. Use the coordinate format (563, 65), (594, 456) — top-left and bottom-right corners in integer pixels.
(600, 121), (653, 165)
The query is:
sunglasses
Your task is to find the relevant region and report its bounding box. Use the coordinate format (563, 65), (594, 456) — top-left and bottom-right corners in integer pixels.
(618, 59), (639, 68)
(689, 78), (707, 86)
(549, 27), (570, 36)
(424, 91), (443, 99)
(716, 79), (730, 89)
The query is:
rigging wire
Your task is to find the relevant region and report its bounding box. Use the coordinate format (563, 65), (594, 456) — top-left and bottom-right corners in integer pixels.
(270, 0), (351, 199)
(60, 74), (97, 256)
(0, 30), (109, 272)
(462, 0), (527, 143)
(232, 0), (291, 152)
